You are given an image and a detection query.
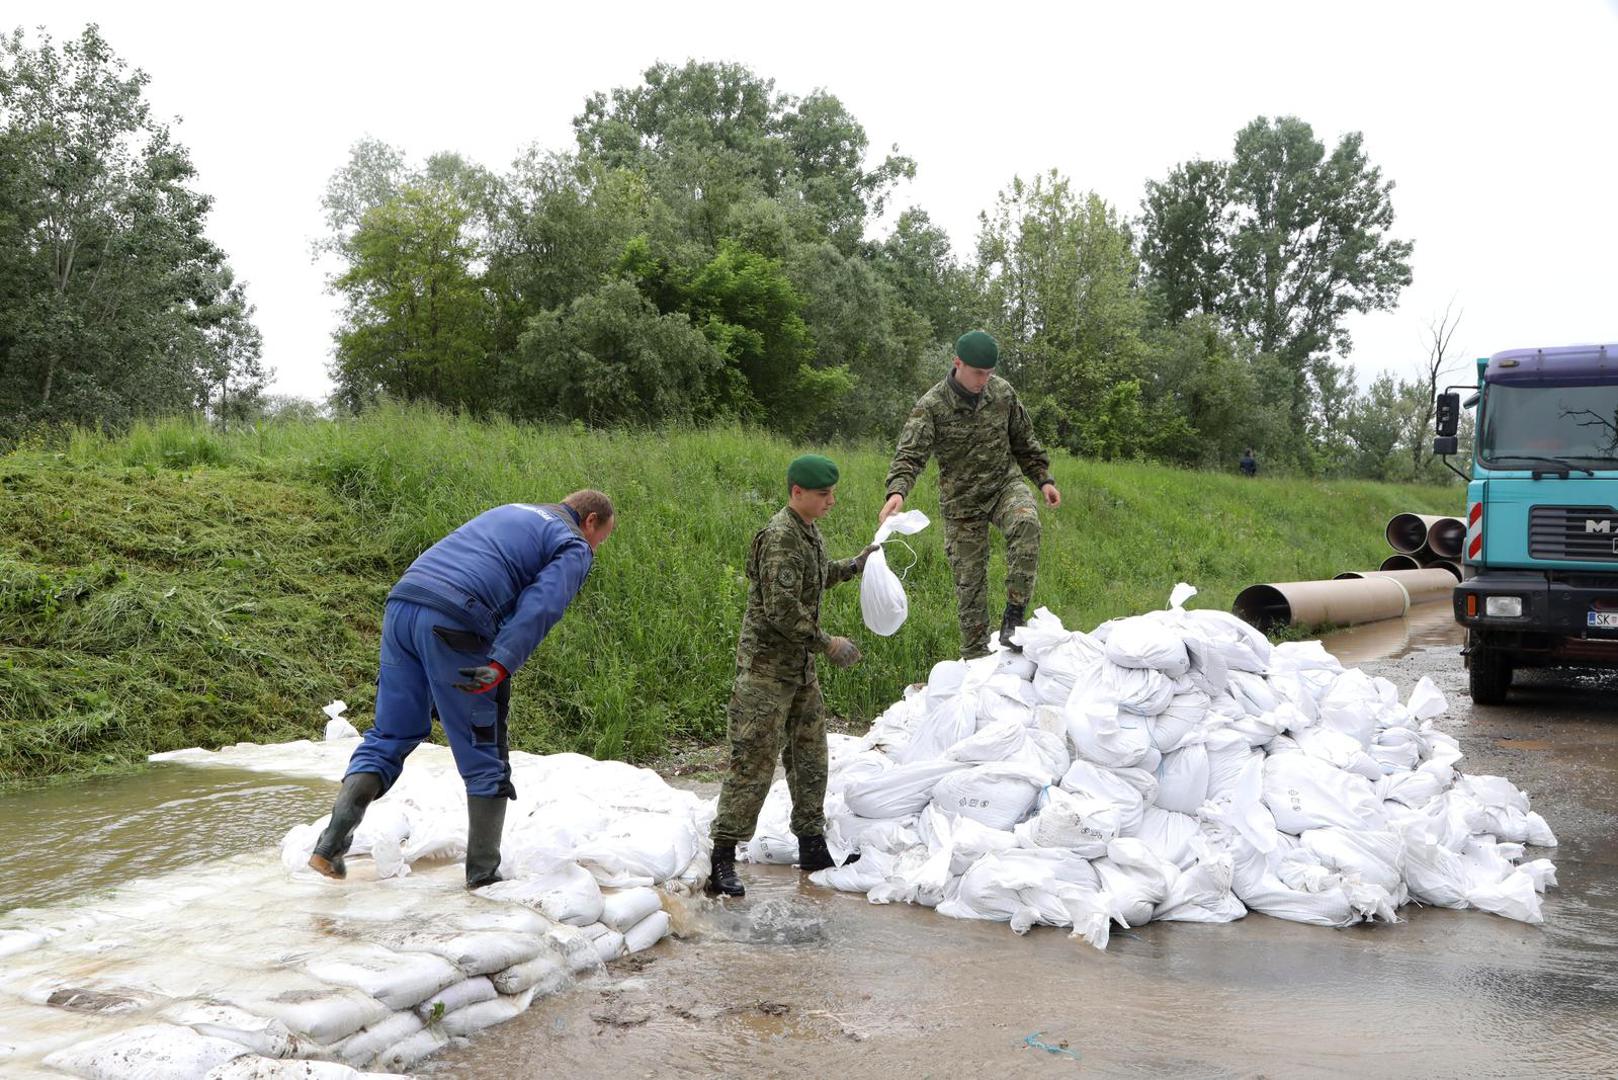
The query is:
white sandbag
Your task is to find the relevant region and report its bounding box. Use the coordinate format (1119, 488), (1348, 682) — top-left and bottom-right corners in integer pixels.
(599, 887), (664, 933)
(623, 910), (672, 954)
(157, 1002), (302, 1060)
(1012, 607), (1071, 662)
(861, 512), (930, 635)
(1094, 661), (1176, 716)
(475, 863), (605, 926)
(1407, 676), (1447, 720)
(414, 976), (497, 1021)
(370, 1025), (448, 1072)
(1150, 691), (1210, 753)
(331, 1011), (424, 1069)
(1467, 868), (1544, 924)
(1030, 635), (1106, 705)
(583, 923), (626, 963)
(1262, 753), (1386, 833)
(1104, 617), (1190, 677)
(306, 945), (462, 1011)
(1062, 699), (1152, 769)
(1135, 807), (1201, 869)
(1300, 827), (1405, 894)
(1226, 670), (1280, 716)
(1316, 669), (1381, 747)
(1154, 839), (1244, 924)
(944, 716), (1029, 764)
(843, 760), (961, 818)
(1093, 838), (1173, 928)
(1153, 744), (1210, 814)
(1401, 838), (1471, 908)
(1059, 759), (1152, 836)
(438, 992), (530, 1037)
(44, 1023), (248, 1080)
(1292, 725), (1383, 780)
(930, 763), (1046, 830)
(208, 1058), (408, 1080)
(1013, 786), (1117, 857)
(490, 955), (568, 997)
(899, 660), (985, 763)
(574, 811), (698, 887)
(245, 990), (391, 1045)
(810, 847), (897, 892)
(387, 930), (543, 977)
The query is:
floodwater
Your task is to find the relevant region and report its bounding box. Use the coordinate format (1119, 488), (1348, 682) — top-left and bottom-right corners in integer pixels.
(3, 605), (1616, 1078)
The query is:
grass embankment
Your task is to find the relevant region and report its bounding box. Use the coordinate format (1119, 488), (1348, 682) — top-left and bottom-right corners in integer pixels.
(0, 408), (1458, 786)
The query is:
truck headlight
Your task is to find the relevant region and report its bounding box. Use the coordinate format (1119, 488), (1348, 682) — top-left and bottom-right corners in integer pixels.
(1485, 596), (1524, 617)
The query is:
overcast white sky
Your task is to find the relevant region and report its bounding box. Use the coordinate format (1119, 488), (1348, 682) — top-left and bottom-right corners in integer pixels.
(16, 0), (1618, 401)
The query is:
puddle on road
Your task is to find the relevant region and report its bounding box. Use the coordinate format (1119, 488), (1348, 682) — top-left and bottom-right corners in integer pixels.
(1319, 600), (1464, 667)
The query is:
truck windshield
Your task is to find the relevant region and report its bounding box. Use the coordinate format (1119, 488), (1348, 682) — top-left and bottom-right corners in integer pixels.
(1480, 384), (1618, 465)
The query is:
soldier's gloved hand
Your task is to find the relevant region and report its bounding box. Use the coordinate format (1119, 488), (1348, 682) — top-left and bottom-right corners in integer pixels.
(852, 543), (881, 572)
(454, 661), (509, 694)
(826, 636), (862, 669)
(878, 494), (903, 524)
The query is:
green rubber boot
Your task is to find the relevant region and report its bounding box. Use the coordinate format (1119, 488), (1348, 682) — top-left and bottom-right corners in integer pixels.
(309, 772), (383, 879)
(465, 795), (508, 889)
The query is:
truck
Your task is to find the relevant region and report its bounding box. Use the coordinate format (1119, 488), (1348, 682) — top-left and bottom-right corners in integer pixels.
(1433, 343), (1618, 704)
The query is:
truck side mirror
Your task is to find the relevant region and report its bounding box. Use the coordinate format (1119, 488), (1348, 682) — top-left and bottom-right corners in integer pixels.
(1435, 392), (1460, 437)
(1432, 435), (1459, 455)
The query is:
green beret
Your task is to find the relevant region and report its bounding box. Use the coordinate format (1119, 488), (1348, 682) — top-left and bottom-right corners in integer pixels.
(955, 330), (998, 369)
(787, 453), (839, 490)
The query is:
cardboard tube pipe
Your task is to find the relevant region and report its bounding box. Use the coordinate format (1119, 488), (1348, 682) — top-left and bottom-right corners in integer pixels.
(1386, 513), (1448, 554)
(1380, 554), (1421, 571)
(1331, 568), (1457, 604)
(1233, 577), (1411, 631)
(1426, 517), (1466, 559)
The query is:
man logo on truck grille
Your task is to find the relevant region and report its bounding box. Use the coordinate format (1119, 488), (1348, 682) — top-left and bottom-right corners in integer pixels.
(1587, 519), (1613, 534)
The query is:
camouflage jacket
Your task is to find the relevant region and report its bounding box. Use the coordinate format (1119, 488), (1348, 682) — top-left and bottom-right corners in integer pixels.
(884, 373), (1052, 519)
(735, 506), (860, 679)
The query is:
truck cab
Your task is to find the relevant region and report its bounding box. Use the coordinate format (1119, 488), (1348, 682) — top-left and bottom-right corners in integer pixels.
(1438, 343), (1618, 703)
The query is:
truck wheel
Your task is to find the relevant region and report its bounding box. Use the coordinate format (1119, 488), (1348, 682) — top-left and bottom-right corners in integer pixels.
(1468, 644), (1512, 705)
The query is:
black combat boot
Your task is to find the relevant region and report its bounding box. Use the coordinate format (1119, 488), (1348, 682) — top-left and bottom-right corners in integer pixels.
(707, 843), (745, 897)
(796, 833), (838, 873)
(308, 772), (383, 879)
(999, 601), (1029, 653)
(465, 795), (508, 889)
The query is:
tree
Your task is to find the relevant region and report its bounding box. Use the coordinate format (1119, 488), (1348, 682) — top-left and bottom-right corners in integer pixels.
(1139, 159), (1230, 323)
(328, 182), (491, 412)
(0, 24), (265, 434)
(1140, 116), (1414, 460)
(573, 61), (913, 250)
(507, 279), (725, 425)
(976, 172), (1147, 454)
(1409, 300), (1464, 475)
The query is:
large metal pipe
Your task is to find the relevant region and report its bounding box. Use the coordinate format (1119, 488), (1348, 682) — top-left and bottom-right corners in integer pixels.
(1380, 553), (1422, 571)
(1386, 513), (1448, 554)
(1417, 556), (1463, 581)
(1234, 577), (1410, 632)
(1331, 568), (1458, 604)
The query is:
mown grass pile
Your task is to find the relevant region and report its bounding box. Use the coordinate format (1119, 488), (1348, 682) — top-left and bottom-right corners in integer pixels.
(0, 406), (1459, 785)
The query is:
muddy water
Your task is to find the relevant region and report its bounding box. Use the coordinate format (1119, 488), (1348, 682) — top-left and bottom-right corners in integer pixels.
(0, 767), (334, 912)
(2, 607), (1615, 1079)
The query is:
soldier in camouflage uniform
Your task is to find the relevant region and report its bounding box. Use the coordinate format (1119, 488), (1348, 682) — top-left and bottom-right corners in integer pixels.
(707, 454), (876, 898)
(881, 330), (1061, 659)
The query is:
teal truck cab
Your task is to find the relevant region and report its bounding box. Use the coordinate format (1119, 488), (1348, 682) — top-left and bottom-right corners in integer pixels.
(1434, 343), (1618, 704)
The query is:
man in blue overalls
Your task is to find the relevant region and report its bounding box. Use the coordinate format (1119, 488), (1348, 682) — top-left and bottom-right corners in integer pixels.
(309, 490), (616, 888)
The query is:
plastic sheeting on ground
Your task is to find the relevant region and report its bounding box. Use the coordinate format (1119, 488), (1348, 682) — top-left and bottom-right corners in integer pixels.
(1, 736), (705, 1078)
(780, 586), (1558, 948)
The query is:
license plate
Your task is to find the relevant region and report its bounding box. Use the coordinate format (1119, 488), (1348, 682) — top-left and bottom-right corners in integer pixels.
(1588, 611), (1618, 629)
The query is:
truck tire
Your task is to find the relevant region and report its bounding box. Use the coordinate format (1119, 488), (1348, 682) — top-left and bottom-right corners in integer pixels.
(1468, 641), (1512, 705)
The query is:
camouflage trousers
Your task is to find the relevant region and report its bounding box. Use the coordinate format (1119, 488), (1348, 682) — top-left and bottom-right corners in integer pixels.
(942, 481), (1042, 659)
(709, 665), (828, 846)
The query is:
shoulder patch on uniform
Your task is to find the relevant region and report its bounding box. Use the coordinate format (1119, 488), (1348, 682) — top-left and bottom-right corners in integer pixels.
(776, 563), (798, 588)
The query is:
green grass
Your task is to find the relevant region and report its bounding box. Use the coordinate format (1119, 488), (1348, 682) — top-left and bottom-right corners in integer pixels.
(0, 407), (1459, 786)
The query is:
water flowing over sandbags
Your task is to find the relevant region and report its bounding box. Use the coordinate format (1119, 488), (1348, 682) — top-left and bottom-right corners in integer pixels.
(797, 584), (1557, 949)
(2, 737), (704, 1077)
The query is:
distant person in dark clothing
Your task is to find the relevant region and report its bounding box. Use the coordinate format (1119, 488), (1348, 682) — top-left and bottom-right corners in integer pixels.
(1239, 449), (1258, 477)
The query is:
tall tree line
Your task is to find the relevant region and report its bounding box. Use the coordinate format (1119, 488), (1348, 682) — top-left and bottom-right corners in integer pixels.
(3, 25), (1456, 479)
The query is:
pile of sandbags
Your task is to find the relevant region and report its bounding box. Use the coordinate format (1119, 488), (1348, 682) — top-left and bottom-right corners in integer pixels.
(748, 587), (1558, 947)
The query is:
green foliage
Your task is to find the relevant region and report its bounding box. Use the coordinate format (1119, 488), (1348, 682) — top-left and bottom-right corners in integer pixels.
(1, 408), (1462, 786)
(0, 24), (265, 439)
